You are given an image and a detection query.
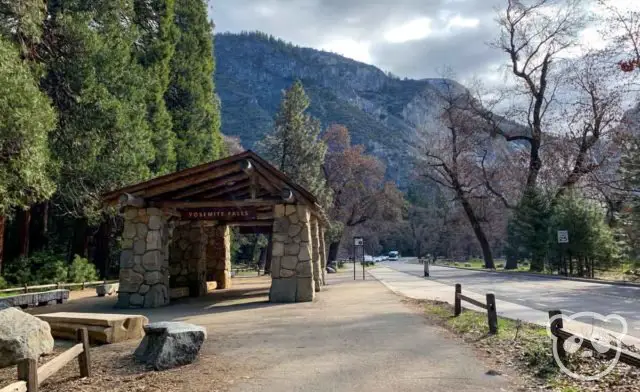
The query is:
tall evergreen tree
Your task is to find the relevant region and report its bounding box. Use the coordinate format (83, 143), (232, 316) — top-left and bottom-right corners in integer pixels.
(165, 0), (223, 169)
(505, 188), (551, 271)
(133, 0), (178, 175)
(41, 0), (154, 221)
(0, 37), (56, 270)
(258, 80), (332, 208)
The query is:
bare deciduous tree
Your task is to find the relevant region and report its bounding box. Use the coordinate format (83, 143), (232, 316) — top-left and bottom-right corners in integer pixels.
(420, 81), (496, 268)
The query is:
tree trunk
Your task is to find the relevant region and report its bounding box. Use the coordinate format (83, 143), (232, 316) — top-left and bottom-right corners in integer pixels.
(0, 215), (5, 274)
(17, 209), (31, 258)
(93, 218), (111, 279)
(70, 218), (89, 261)
(328, 240), (341, 264)
(458, 194), (494, 269)
(29, 202), (49, 253)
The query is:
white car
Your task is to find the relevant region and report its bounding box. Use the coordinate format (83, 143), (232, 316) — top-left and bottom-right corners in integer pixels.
(364, 255), (374, 262)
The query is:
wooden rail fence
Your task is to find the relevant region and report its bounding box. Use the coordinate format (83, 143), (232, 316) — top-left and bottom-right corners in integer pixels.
(0, 329), (91, 392)
(0, 280), (118, 295)
(548, 310), (640, 367)
(454, 283), (498, 334)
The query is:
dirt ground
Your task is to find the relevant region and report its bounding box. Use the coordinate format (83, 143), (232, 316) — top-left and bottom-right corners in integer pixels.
(0, 273), (518, 392)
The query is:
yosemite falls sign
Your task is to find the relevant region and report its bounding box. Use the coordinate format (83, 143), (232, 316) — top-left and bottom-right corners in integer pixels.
(180, 207), (257, 220)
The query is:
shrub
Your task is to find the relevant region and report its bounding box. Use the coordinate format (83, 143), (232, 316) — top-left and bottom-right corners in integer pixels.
(464, 263), (472, 267)
(0, 276), (7, 289)
(453, 262), (459, 266)
(496, 263), (504, 269)
(36, 260), (69, 284)
(337, 260), (345, 268)
(3, 251), (66, 285)
(68, 255), (99, 283)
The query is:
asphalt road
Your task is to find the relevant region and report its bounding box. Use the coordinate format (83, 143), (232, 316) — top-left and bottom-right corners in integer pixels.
(383, 259), (640, 336)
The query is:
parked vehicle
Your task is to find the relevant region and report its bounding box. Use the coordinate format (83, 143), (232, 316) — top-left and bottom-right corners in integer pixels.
(388, 251), (399, 261)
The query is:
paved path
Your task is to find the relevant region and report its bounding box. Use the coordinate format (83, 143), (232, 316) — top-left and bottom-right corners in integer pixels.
(372, 262), (640, 347)
(220, 272), (509, 392)
(29, 273), (512, 391)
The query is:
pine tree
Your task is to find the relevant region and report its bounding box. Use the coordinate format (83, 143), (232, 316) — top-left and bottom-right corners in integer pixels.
(258, 80), (333, 208)
(41, 0), (154, 221)
(134, 0), (178, 175)
(0, 37), (56, 214)
(165, 0), (223, 169)
(506, 188), (551, 271)
(0, 37), (56, 271)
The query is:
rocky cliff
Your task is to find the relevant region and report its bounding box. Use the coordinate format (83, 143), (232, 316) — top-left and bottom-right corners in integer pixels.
(215, 32), (476, 186)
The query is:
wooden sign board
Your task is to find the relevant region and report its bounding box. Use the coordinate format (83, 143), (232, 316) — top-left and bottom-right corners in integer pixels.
(180, 207), (257, 220)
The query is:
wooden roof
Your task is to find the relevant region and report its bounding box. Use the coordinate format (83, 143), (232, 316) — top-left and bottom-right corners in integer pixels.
(103, 151), (326, 221)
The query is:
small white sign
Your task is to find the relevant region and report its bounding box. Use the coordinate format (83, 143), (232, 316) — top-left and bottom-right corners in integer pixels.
(354, 237), (364, 246)
(557, 230), (569, 244)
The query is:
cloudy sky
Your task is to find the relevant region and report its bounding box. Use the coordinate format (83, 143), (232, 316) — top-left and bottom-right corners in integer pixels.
(208, 0), (513, 81)
(208, 1), (628, 82)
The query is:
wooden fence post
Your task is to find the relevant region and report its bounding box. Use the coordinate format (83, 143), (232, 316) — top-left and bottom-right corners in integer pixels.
(23, 284), (28, 294)
(76, 328), (91, 378)
(548, 310), (565, 359)
(454, 284), (461, 316)
(424, 260), (430, 277)
(486, 293), (498, 334)
(17, 358), (38, 392)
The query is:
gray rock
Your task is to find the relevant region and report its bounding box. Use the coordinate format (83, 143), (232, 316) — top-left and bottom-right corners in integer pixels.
(96, 283), (119, 297)
(327, 267), (337, 273)
(0, 308), (54, 368)
(134, 321), (206, 370)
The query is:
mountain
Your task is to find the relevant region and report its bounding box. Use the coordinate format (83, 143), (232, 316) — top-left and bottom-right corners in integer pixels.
(214, 32), (487, 186)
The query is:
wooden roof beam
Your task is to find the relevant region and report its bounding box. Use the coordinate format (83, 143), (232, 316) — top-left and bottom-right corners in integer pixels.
(150, 199), (281, 209)
(199, 180), (251, 199)
(141, 163), (242, 199)
(170, 172), (248, 200)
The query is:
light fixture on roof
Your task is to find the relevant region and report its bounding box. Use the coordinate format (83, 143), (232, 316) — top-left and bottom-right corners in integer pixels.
(281, 188), (294, 202)
(240, 159), (253, 173)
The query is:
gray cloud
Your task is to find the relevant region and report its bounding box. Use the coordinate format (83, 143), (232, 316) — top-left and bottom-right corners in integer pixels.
(209, 0), (508, 80)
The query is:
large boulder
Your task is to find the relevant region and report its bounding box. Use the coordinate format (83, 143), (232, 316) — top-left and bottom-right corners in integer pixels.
(0, 307), (54, 368)
(134, 321), (206, 370)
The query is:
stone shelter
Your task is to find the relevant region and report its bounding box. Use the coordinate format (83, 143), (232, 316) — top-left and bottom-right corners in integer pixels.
(102, 151), (329, 308)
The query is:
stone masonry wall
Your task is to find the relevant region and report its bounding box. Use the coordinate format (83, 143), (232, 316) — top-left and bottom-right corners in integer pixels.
(205, 224), (231, 289)
(117, 207), (171, 308)
(310, 217), (321, 292)
(169, 221), (207, 297)
(269, 204), (315, 302)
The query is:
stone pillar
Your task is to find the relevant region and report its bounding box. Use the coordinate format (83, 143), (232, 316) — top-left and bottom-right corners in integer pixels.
(117, 207), (171, 308)
(310, 217), (321, 292)
(168, 221), (207, 297)
(205, 224), (231, 289)
(269, 204), (315, 303)
(319, 227), (327, 285)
